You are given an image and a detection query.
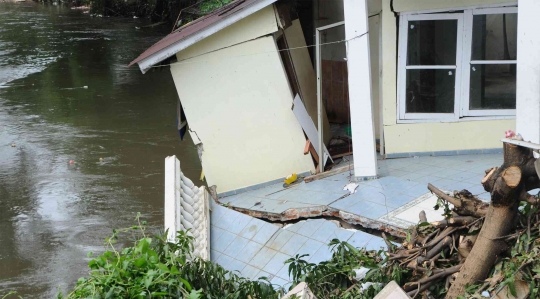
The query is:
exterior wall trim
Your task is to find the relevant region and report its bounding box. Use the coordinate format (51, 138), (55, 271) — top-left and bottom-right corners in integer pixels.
(399, 2), (517, 15)
(385, 148), (503, 159)
(137, 0), (277, 73)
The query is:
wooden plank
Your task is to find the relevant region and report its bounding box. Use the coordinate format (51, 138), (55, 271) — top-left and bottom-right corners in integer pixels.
(308, 143), (319, 166)
(501, 138), (540, 150)
(304, 163), (353, 183)
(304, 139), (311, 155)
(331, 151), (353, 159)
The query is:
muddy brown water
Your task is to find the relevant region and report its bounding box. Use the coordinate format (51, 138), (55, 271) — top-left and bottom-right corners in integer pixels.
(0, 3), (201, 297)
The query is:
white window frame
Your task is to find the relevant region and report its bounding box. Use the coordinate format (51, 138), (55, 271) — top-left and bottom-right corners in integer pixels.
(397, 5), (518, 123)
(397, 13), (464, 121)
(460, 7), (518, 117)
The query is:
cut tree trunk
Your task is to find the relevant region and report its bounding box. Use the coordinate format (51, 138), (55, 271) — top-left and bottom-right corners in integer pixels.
(446, 142), (540, 299)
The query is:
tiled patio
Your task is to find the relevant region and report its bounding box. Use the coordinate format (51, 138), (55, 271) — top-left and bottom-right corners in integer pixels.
(210, 201), (385, 288)
(220, 153), (504, 231)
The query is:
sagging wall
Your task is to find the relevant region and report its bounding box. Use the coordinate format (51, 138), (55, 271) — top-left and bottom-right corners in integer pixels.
(170, 7), (314, 194)
(380, 0), (516, 156)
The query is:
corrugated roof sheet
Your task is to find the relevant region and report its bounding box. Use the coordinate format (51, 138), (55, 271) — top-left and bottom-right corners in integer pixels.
(129, 0), (263, 67)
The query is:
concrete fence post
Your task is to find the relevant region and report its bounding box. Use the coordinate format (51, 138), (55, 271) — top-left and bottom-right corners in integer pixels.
(164, 155), (210, 260)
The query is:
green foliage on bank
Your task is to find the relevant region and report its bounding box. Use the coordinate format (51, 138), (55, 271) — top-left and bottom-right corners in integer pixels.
(57, 214), (279, 299)
(2, 213), (404, 299)
(46, 213), (397, 299)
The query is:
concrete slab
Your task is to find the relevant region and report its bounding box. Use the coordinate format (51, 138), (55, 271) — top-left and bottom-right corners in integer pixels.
(210, 204), (384, 285)
(210, 154), (503, 285)
(219, 153), (502, 233)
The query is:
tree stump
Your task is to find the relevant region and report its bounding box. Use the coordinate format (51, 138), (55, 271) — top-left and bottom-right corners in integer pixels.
(446, 142), (540, 299)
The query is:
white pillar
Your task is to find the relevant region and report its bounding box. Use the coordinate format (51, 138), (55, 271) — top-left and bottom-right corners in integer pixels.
(517, 0), (540, 144)
(343, 0), (378, 178)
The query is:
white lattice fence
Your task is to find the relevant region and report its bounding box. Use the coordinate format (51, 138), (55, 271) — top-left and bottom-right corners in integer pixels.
(164, 155), (210, 260)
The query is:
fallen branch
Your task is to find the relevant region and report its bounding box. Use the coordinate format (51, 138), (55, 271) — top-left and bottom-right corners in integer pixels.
(403, 264), (462, 292)
(427, 184), (488, 218)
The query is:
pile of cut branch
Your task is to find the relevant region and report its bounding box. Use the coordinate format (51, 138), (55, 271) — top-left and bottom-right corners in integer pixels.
(383, 141), (540, 299)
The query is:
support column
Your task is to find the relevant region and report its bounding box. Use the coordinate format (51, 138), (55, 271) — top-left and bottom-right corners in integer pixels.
(164, 155), (181, 242)
(343, 0), (378, 178)
(517, 0), (540, 145)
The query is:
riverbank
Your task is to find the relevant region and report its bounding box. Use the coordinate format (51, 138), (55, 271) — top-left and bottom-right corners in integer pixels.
(0, 0), (27, 3)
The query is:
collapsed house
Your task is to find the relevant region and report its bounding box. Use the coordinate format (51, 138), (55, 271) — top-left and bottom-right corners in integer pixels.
(131, 0), (539, 197)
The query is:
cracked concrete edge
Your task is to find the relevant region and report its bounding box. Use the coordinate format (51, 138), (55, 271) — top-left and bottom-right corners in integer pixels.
(226, 203), (407, 238)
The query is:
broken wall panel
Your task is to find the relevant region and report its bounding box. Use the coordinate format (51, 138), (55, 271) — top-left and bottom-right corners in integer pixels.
(170, 27), (314, 194)
(283, 19), (331, 144)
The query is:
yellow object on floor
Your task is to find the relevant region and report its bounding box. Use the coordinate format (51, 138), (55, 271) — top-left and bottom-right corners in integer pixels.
(284, 173), (297, 185)
(200, 169), (205, 181)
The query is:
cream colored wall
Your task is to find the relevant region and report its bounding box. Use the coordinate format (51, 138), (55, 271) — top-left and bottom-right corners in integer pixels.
(394, 0), (515, 12)
(384, 120), (515, 153)
(283, 19), (331, 143)
(380, 0), (516, 155)
(175, 5), (277, 62)
(170, 35), (315, 194)
(369, 15), (381, 139)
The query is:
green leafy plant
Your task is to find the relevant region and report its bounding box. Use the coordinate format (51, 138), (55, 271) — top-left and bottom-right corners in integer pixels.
(59, 213), (281, 299)
(284, 238), (411, 299)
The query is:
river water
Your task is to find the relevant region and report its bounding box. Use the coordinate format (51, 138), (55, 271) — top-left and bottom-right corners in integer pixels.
(0, 3), (201, 297)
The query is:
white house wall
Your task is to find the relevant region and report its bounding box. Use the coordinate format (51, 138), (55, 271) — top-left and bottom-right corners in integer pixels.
(380, 0), (515, 156)
(393, 0), (515, 13)
(170, 35), (315, 194)
(175, 5), (278, 62)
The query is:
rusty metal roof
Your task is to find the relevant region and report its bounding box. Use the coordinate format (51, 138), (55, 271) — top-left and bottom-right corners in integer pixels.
(129, 0), (270, 70)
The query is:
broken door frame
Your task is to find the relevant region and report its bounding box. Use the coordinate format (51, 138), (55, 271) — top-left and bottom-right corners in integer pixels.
(316, 21), (345, 174)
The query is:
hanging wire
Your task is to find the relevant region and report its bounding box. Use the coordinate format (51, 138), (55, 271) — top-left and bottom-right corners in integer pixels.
(148, 31), (368, 69)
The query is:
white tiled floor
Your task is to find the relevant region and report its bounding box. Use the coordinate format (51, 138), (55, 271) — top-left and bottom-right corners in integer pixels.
(222, 153), (504, 229)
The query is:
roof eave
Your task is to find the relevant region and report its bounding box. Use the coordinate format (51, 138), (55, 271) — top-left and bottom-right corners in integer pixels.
(135, 0), (278, 74)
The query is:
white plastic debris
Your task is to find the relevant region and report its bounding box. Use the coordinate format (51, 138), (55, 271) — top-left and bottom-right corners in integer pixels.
(481, 291), (490, 297)
(353, 267), (370, 281)
(361, 282), (381, 291)
(343, 182), (359, 194)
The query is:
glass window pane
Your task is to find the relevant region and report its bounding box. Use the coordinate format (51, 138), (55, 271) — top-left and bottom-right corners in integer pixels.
(471, 14), (517, 61)
(407, 20), (458, 66)
(406, 69), (455, 113)
(469, 64), (516, 110)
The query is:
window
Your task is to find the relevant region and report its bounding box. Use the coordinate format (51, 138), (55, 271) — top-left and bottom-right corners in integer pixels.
(398, 6), (518, 121)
